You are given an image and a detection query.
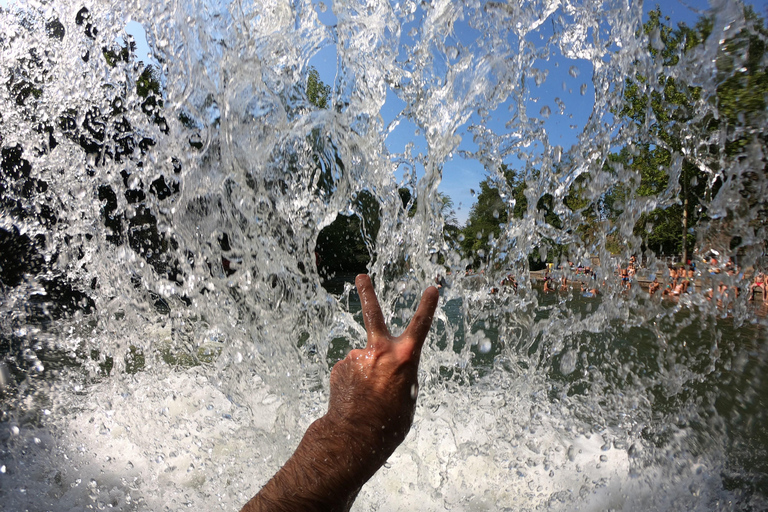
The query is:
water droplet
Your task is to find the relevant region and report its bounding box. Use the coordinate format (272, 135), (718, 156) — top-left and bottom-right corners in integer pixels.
(410, 383), (418, 399)
(127, 175), (141, 190)
(540, 106), (551, 118)
(569, 66), (580, 78)
(0, 465), (5, 474)
(559, 350), (577, 375)
(650, 27), (664, 51)
(479, 340), (491, 353)
(0, 363), (10, 390)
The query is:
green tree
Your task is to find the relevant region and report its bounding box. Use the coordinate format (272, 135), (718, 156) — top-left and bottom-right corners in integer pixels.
(461, 177), (509, 265)
(705, 6), (768, 252)
(609, 6), (768, 260)
(610, 8), (707, 260)
(307, 67), (331, 109)
(460, 165), (561, 269)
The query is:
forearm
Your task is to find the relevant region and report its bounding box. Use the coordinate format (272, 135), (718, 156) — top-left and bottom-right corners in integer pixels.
(241, 415), (370, 512)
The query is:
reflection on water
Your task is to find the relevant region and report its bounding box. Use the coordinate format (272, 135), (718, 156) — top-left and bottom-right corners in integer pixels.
(1, 0), (767, 510)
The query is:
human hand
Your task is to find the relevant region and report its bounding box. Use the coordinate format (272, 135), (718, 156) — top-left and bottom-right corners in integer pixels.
(243, 274), (438, 512)
(322, 274), (439, 476)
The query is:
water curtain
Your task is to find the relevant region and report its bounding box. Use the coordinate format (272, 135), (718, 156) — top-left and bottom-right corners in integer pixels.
(1, 0), (767, 509)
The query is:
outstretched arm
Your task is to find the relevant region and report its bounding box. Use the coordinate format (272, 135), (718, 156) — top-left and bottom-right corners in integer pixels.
(241, 274), (439, 512)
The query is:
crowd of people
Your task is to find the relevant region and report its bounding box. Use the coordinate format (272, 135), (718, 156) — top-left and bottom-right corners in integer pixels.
(538, 255), (768, 306)
(542, 261), (599, 296)
(442, 255), (768, 307)
(648, 266), (696, 297)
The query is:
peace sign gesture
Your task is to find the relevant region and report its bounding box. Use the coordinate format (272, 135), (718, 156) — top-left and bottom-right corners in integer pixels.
(323, 274), (439, 490)
(243, 274), (439, 512)
(329, 274), (439, 423)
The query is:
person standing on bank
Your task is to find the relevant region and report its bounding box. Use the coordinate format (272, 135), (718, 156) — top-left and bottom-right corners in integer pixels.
(241, 274), (440, 512)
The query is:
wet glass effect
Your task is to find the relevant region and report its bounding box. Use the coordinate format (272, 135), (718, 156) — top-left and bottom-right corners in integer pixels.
(0, 0), (767, 510)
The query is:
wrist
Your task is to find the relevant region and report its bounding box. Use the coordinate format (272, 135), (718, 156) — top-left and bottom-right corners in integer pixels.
(243, 415), (366, 512)
(299, 413), (377, 490)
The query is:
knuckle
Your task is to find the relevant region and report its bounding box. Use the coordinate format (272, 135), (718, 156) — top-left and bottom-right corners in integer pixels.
(347, 348), (365, 359)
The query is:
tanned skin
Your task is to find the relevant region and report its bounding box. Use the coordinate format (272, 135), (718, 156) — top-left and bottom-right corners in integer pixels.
(241, 274), (440, 512)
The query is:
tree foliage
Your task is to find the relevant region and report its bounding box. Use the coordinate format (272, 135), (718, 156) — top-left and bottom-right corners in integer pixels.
(307, 67), (331, 110)
(315, 190), (381, 275)
(604, 6), (768, 259)
(459, 165), (560, 269)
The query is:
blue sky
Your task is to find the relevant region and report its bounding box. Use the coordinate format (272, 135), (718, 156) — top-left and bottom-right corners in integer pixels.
(3, 0), (767, 224)
(306, 3), (589, 222)
(305, 0), (768, 224)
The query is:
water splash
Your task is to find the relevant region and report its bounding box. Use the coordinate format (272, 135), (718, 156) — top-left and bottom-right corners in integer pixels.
(1, 0), (767, 510)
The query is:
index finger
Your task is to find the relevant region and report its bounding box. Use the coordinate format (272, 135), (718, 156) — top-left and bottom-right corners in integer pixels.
(356, 274), (389, 339)
(402, 285), (439, 352)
